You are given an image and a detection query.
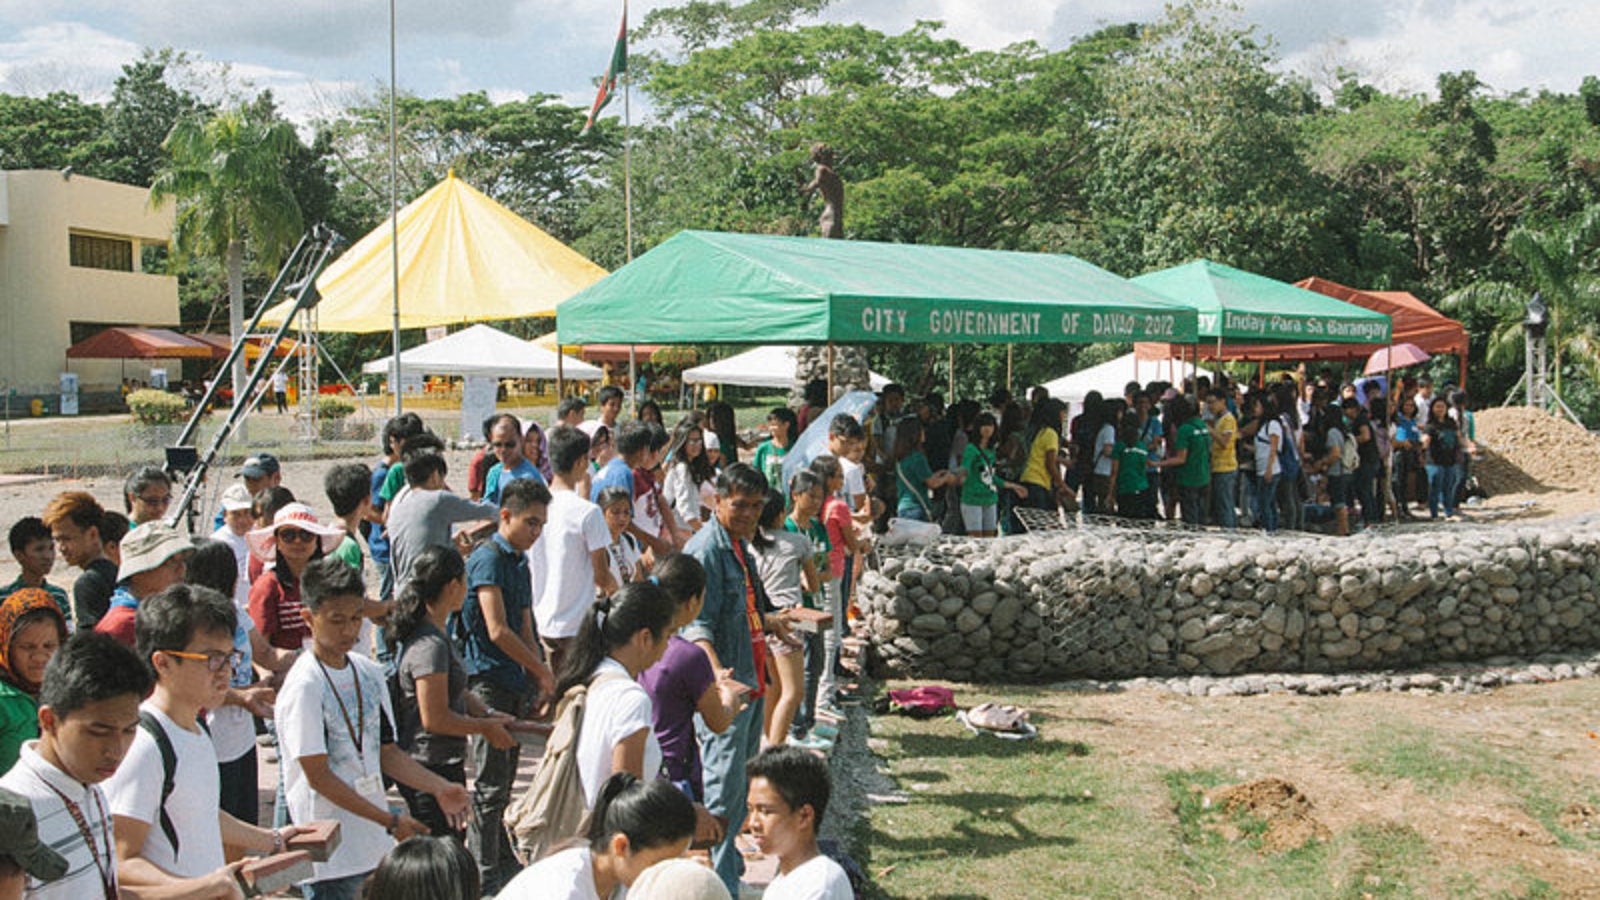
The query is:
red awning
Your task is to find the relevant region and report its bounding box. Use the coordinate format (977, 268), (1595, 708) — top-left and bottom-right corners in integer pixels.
(576, 344), (663, 364)
(65, 327), (214, 360)
(192, 333), (301, 360)
(1136, 277), (1469, 368)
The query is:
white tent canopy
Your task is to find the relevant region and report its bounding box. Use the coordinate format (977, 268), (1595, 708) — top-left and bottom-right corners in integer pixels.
(360, 324), (602, 380)
(682, 345), (888, 390)
(1041, 352), (1215, 404)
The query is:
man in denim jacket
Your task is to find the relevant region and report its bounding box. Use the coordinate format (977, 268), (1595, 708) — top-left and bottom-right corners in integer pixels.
(684, 462), (782, 893)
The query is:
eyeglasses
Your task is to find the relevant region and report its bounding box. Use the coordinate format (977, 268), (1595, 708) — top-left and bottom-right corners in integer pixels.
(491, 441), (520, 449)
(137, 494), (172, 507)
(163, 648), (243, 673)
(278, 528), (317, 544)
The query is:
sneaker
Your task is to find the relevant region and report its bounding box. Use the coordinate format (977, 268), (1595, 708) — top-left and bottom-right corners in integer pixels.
(809, 722), (840, 740)
(788, 733), (833, 752)
(816, 702), (847, 721)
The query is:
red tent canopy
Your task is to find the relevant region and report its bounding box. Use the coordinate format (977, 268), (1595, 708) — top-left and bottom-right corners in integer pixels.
(192, 333), (300, 360)
(1135, 277), (1469, 385)
(65, 327), (214, 360)
(576, 344), (663, 364)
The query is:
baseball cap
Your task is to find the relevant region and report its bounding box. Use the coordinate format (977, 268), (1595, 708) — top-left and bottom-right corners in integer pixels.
(0, 787), (67, 882)
(703, 431), (721, 451)
(220, 483), (254, 511)
(116, 523), (195, 581)
(239, 453), (280, 480)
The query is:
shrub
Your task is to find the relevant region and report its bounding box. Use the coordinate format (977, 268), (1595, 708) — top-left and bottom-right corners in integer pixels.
(127, 389), (188, 425)
(317, 395), (355, 420)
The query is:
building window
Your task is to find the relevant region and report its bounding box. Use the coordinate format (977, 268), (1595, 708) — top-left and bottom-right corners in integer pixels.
(69, 233), (134, 271)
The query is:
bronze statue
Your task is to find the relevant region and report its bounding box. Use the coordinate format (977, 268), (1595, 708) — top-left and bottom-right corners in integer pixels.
(802, 142), (844, 238)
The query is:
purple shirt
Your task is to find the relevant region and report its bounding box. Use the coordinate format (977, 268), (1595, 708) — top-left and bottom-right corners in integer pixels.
(638, 636), (715, 798)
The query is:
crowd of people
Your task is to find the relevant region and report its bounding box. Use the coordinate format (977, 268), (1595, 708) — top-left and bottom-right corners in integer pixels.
(0, 384), (872, 900)
(875, 368), (1480, 539)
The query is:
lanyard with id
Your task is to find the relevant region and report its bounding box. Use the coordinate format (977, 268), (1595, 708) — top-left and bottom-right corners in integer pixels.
(316, 657), (384, 800)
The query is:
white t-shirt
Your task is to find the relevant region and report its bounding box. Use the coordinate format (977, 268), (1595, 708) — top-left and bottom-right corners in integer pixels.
(0, 743), (119, 900)
(534, 490), (613, 640)
(1254, 418), (1286, 476)
(272, 371), (288, 392)
(103, 704), (226, 879)
(765, 853), (854, 900)
(840, 457), (866, 509)
(577, 658), (661, 809)
(278, 651), (395, 883)
(207, 525), (261, 763)
(498, 846), (601, 900)
(210, 525), (252, 611)
(1093, 423), (1117, 477)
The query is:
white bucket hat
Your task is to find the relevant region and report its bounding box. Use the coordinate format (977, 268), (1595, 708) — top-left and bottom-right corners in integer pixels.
(117, 523), (195, 581)
(246, 502), (346, 561)
(220, 483), (254, 512)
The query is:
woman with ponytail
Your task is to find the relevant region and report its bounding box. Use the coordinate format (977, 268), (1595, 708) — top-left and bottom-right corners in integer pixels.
(391, 545), (518, 837)
(500, 771), (697, 899)
(557, 580), (677, 809)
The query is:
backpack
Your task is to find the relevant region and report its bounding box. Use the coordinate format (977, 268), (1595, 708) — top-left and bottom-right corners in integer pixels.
(504, 673), (626, 863)
(1339, 427), (1359, 472)
(139, 711), (209, 854)
(1274, 418), (1301, 479)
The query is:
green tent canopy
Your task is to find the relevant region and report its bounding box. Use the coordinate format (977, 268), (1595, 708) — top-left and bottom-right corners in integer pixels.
(556, 230), (1199, 345)
(1131, 260), (1391, 344)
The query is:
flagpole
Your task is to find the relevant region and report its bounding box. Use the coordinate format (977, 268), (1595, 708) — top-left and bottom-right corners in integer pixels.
(388, 0), (403, 415)
(623, 0), (636, 413)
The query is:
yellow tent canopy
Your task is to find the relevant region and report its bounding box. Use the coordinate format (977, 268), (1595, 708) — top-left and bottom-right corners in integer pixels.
(262, 172), (607, 333)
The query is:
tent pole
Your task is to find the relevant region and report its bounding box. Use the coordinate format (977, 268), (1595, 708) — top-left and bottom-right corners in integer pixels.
(1258, 359), (1265, 388)
(388, 0), (403, 416)
(628, 345), (637, 415)
(556, 339), (564, 405)
(825, 339), (838, 403)
(947, 345), (954, 400)
(1006, 345), (1013, 392)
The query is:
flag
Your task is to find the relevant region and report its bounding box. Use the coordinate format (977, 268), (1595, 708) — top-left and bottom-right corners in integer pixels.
(581, 3), (627, 136)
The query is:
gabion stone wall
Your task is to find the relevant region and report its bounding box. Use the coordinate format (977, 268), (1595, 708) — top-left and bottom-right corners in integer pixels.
(857, 518), (1600, 682)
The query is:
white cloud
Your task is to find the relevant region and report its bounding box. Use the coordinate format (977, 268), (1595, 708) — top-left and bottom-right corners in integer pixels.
(0, 21), (138, 98)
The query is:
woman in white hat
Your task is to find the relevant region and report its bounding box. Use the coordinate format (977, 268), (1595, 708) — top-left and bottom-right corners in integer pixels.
(246, 503), (344, 651)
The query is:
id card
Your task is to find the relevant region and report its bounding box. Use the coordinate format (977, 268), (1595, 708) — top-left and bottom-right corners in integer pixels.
(354, 773), (383, 800)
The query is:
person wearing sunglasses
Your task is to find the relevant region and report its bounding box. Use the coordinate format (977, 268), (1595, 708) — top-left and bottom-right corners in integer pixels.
(483, 414), (547, 507)
(92, 524), (193, 648)
(246, 504), (345, 652)
(121, 468), (173, 527)
(104, 583), (312, 893)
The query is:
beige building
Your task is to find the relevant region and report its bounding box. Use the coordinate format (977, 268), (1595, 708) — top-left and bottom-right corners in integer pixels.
(0, 169), (180, 406)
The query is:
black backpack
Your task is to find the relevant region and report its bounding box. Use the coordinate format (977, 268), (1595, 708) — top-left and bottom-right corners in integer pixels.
(139, 711), (210, 853)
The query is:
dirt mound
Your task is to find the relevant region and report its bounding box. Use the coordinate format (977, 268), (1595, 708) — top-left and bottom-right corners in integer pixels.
(1208, 777), (1331, 853)
(1559, 802), (1600, 835)
(1473, 406), (1600, 495)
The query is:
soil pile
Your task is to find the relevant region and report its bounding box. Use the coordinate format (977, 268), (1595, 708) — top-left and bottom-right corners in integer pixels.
(1208, 777), (1330, 853)
(1473, 406), (1600, 494)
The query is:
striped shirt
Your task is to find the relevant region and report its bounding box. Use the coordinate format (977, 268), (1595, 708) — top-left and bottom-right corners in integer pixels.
(0, 742), (118, 899)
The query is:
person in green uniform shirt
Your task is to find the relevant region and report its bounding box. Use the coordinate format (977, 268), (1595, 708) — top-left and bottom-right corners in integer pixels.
(1108, 413), (1153, 520)
(959, 413), (1023, 538)
(0, 589), (68, 773)
(1157, 396), (1211, 526)
(753, 408), (799, 497)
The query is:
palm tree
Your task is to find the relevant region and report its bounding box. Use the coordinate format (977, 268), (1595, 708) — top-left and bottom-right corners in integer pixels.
(1442, 204), (1600, 403)
(150, 109), (303, 417)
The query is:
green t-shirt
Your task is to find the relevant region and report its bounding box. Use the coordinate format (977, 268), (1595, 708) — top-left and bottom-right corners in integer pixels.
(896, 451), (935, 516)
(0, 680), (38, 776)
(333, 533), (364, 574)
(380, 463), (406, 502)
(753, 440), (788, 494)
(1176, 418), (1212, 488)
(1114, 441), (1150, 494)
(960, 443), (999, 507)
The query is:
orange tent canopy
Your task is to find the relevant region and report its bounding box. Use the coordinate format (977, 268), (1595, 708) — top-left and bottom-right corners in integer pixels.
(1135, 276), (1469, 385)
(192, 333), (300, 360)
(65, 327), (214, 360)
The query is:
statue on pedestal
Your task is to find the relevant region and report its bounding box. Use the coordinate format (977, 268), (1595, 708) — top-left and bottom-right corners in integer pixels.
(795, 142), (870, 404)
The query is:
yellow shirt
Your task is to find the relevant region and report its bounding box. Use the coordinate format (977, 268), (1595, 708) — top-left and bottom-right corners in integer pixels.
(1021, 427), (1059, 488)
(1210, 412), (1238, 473)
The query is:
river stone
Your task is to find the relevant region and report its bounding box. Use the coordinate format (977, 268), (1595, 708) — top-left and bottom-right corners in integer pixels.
(909, 614), (949, 638)
(1177, 618), (1208, 643)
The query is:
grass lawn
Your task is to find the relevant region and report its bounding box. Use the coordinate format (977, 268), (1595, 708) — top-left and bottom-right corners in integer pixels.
(859, 681), (1600, 899)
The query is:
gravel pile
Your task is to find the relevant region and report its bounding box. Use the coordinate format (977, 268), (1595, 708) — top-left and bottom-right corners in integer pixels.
(1475, 406), (1600, 494)
(856, 515), (1600, 682)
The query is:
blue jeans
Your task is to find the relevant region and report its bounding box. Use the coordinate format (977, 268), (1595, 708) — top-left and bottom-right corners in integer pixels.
(1354, 462), (1380, 525)
(1178, 485), (1205, 525)
(699, 697), (765, 894)
(1210, 470), (1238, 528)
(1256, 474), (1280, 532)
(817, 578), (845, 706)
(1426, 463), (1460, 517)
(303, 871), (368, 900)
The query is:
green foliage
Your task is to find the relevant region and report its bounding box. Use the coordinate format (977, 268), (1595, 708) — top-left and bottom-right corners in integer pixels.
(316, 395), (355, 420)
(101, 49), (212, 187)
(126, 389), (188, 425)
(0, 92), (108, 172)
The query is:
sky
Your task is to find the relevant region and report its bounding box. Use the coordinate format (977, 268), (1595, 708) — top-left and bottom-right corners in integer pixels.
(0, 0), (1595, 124)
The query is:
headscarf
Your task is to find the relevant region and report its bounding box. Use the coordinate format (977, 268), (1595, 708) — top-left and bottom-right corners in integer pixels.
(0, 589), (67, 695)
